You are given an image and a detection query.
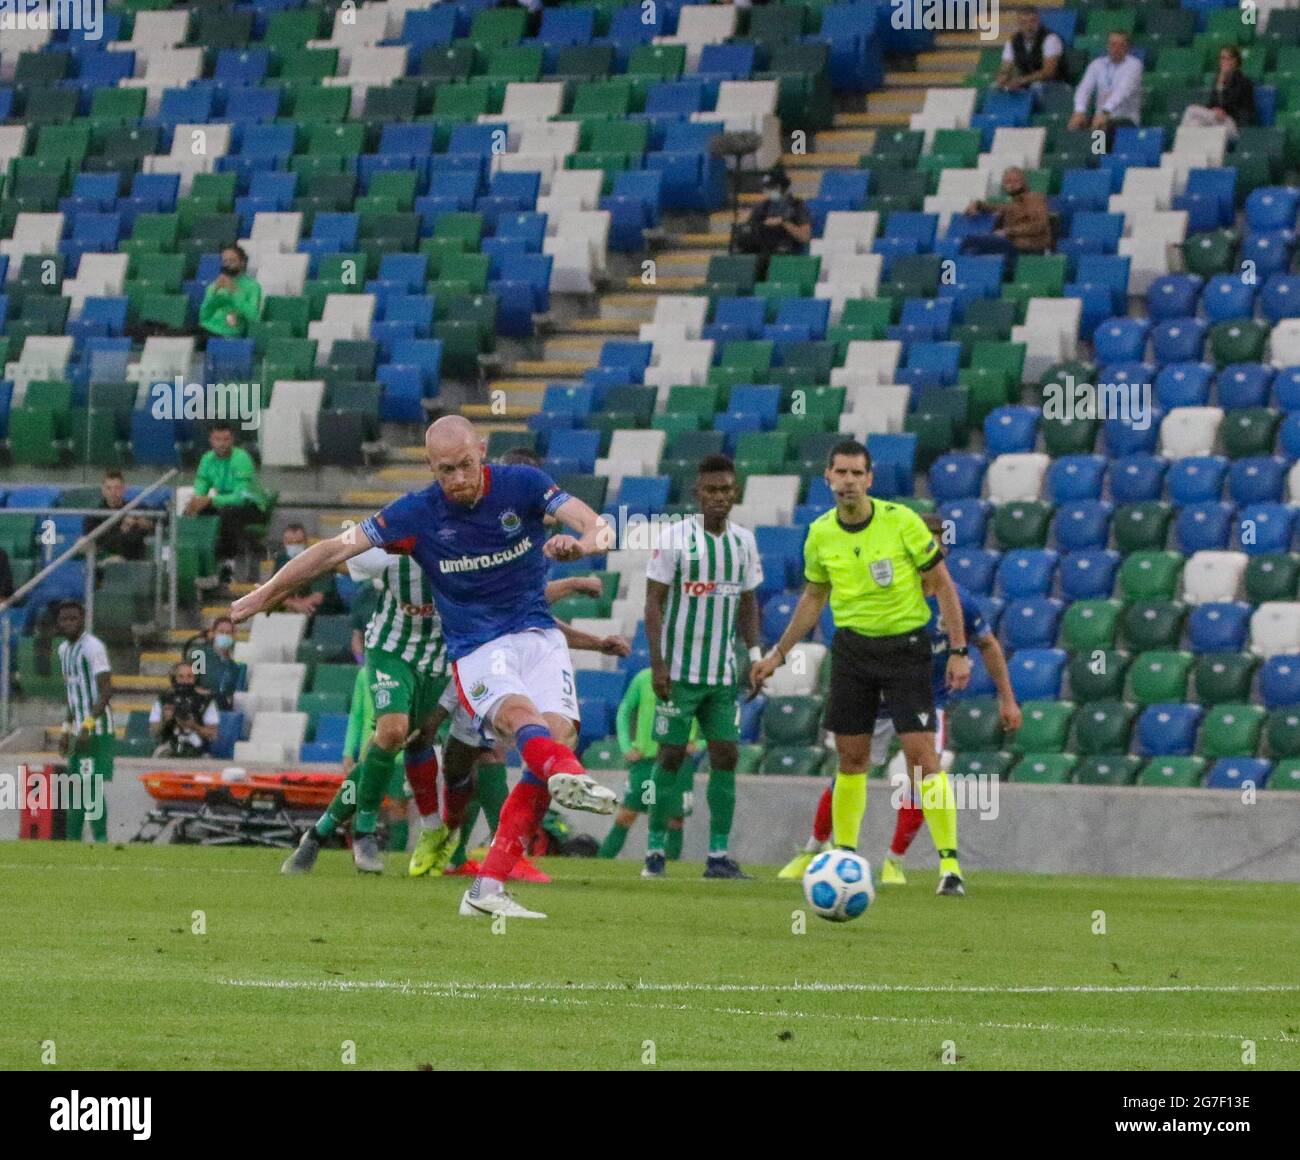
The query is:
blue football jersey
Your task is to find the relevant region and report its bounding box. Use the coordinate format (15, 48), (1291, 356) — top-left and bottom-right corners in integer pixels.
(924, 588), (991, 707)
(359, 464), (572, 661)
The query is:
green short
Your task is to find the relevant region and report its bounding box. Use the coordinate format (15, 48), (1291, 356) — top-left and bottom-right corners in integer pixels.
(365, 649), (447, 728)
(71, 733), (115, 783)
(622, 757), (695, 815)
(652, 681), (739, 746)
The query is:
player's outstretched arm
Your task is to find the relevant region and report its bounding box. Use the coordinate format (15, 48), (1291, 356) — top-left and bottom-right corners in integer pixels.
(545, 496), (615, 562)
(230, 529), (372, 623)
(748, 581), (829, 692)
(555, 619), (630, 656)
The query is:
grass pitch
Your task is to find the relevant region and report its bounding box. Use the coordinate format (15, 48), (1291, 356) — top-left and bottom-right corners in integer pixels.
(1, 842), (1297, 1071)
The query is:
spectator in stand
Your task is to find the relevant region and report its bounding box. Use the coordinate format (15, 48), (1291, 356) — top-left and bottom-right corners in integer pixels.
(150, 661), (220, 758)
(994, 6), (1068, 95)
(184, 422), (270, 581)
(1068, 31), (1143, 146)
(1180, 46), (1255, 140)
(200, 246), (262, 342)
(273, 524), (344, 618)
(182, 615), (244, 711)
(83, 470), (152, 562)
(733, 165), (812, 281)
(961, 167), (1053, 257)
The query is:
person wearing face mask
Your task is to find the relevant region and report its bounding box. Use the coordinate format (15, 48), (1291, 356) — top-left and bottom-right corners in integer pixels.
(182, 616), (245, 711)
(199, 246), (262, 341)
(960, 166), (1053, 258)
(732, 164), (812, 280)
(1181, 46), (1255, 141)
(150, 662), (220, 758)
(274, 523), (344, 618)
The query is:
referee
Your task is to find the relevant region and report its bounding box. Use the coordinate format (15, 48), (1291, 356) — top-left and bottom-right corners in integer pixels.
(750, 440), (972, 895)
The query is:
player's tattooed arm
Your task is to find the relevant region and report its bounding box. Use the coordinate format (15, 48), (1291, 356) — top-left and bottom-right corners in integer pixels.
(230, 526), (373, 623)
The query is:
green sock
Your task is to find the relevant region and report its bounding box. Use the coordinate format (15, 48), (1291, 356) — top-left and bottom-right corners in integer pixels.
(598, 821), (630, 858)
(315, 767), (361, 838)
(645, 762), (676, 853)
(707, 768), (735, 855)
(353, 745), (398, 835)
(387, 820), (409, 852)
(665, 827), (684, 861)
(476, 763), (509, 832)
(449, 799), (481, 867)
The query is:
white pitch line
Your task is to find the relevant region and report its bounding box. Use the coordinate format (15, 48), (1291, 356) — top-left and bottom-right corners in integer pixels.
(219, 978), (1300, 1045)
(222, 978), (1300, 996)
(0, 861), (260, 876)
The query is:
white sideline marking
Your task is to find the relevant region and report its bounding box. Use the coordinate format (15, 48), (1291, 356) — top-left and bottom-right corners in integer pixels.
(0, 861), (259, 876)
(220, 978), (1300, 1044)
(222, 978), (1300, 996)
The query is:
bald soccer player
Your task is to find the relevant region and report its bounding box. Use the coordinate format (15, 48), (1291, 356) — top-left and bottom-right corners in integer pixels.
(233, 416), (617, 919)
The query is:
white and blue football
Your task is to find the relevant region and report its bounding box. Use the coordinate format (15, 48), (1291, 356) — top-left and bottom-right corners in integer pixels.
(802, 850), (875, 923)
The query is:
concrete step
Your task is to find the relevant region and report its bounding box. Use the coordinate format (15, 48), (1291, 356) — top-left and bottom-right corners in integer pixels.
(669, 231), (732, 249)
(542, 335), (605, 359)
(116, 673), (169, 694)
(140, 649), (181, 676)
(164, 627), (248, 645)
(596, 293), (658, 321)
(508, 358), (596, 377)
(557, 316), (641, 334)
(917, 50), (981, 71)
(883, 70), (972, 88)
(392, 445), (425, 463)
(813, 130), (875, 152)
(835, 109), (916, 128)
(782, 150), (863, 168)
(460, 403), (536, 421)
(621, 274), (702, 292)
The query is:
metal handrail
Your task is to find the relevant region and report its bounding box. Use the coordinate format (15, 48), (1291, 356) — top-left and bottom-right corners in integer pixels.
(0, 469), (179, 736)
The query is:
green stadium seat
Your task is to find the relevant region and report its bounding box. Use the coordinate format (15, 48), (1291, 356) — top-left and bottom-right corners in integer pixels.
(760, 745), (826, 776)
(1269, 758), (1300, 791)
(1118, 551), (1184, 601)
(1121, 601), (1186, 652)
(1010, 701), (1076, 754)
(1221, 408), (1279, 458)
(1067, 649), (1130, 702)
(1074, 755), (1142, 786)
(1010, 753), (1077, 784)
(992, 501), (1052, 549)
(1072, 701), (1137, 755)
(762, 696), (823, 746)
(1243, 553), (1300, 603)
(1138, 756), (1206, 788)
(1191, 653), (1257, 705)
(1264, 708), (1300, 759)
(1198, 703), (1265, 760)
(948, 751), (1015, 781)
(948, 697), (1004, 751)
(1127, 649), (1193, 704)
(1113, 502), (1173, 552)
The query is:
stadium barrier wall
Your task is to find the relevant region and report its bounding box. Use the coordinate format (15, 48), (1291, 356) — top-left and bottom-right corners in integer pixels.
(2, 761), (1298, 882)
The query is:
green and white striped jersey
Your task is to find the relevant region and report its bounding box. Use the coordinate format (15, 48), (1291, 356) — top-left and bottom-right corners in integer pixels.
(646, 515), (763, 686)
(347, 547), (447, 677)
(58, 632), (115, 736)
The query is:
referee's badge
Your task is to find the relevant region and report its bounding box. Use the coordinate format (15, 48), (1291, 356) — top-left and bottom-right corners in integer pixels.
(869, 558), (894, 587)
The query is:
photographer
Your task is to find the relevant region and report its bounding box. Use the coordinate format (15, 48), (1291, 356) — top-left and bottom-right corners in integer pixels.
(150, 662), (220, 759)
(733, 164), (812, 280)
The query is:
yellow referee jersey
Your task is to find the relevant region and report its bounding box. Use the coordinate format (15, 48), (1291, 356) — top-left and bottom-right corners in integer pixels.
(803, 501), (942, 636)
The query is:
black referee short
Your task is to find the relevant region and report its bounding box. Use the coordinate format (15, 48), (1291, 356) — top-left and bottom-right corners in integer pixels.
(824, 627), (936, 737)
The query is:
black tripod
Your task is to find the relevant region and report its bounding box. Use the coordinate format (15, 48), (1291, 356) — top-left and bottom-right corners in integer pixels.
(710, 131), (761, 254)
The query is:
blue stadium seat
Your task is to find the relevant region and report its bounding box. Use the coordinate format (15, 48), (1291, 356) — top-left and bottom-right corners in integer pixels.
(1007, 648), (1067, 701)
(1173, 169), (1237, 231)
(948, 548), (999, 595)
(576, 669), (630, 707)
(1274, 367), (1300, 412)
(1167, 455), (1228, 505)
(1282, 413), (1300, 459)
(1137, 704), (1204, 756)
(1187, 602), (1252, 653)
(1108, 454), (1169, 503)
(212, 712), (245, 761)
(1053, 500), (1113, 552)
(1244, 186), (1300, 232)
(1175, 502), (1235, 553)
(984, 406), (1039, 455)
(1154, 361), (1213, 409)
(1216, 364), (1274, 410)
(1104, 409), (1163, 456)
(866, 433), (916, 497)
(1058, 549), (1120, 600)
(704, 296), (766, 343)
(1000, 598), (1064, 650)
(1205, 758), (1272, 790)
(548, 429), (601, 473)
(1237, 503), (1295, 554)
(1227, 456), (1287, 505)
(762, 592), (799, 645)
(1046, 455), (1107, 502)
(542, 384), (595, 418)
(1260, 273), (1300, 325)
(1201, 274), (1256, 322)
(996, 549), (1058, 598)
(939, 499), (991, 547)
(1260, 655), (1300, 708)
(1150, 320), (1207, 365)
(929, 452), (987, 502)
(614, 476), (670, 518)
(1146, 274), (1203, 321)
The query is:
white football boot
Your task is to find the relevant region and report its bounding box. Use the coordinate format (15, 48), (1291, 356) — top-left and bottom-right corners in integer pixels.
(459, 889), (547, 920)
(547, 772), (617, 814)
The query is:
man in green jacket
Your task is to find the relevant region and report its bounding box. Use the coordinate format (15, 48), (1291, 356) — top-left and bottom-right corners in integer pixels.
(184, 422), (270, 574)
(597, 666), (699, 860)
(200, 246), (262, 340)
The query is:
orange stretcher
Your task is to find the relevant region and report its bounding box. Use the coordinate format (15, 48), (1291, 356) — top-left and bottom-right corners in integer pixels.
(134, 770), (397, 847)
